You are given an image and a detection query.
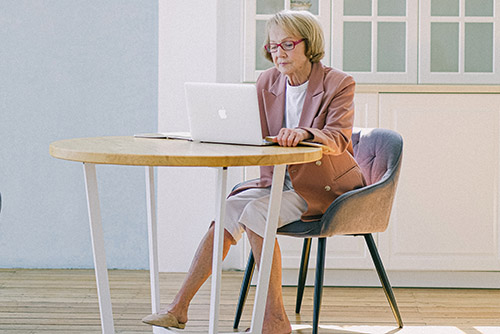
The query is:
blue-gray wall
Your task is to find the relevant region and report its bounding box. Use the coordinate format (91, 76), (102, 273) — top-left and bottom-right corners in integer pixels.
(0, 1), (158, 269)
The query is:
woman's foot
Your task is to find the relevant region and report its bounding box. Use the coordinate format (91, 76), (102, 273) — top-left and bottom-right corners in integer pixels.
(245, 322), (291, 334)
(141, 311), (186, 329)
(262, 320), (292, 334)
(261, 311), (292, 334)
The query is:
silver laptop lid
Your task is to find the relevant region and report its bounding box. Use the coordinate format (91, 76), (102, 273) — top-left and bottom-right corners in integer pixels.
(184, 82), (265, 146)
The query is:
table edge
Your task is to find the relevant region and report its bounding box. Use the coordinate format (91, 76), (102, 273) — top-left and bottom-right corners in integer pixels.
(49, 137), (323, 167)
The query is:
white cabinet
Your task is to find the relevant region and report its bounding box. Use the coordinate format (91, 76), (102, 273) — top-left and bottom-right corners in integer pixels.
(379, 93), (500, 271)
(278, 88), (500, 287)
(353, 92), (379, 128)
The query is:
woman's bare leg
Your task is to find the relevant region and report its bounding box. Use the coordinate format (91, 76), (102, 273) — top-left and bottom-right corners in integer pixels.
(246, 228), (291, 334)
(162, 224), (236, 324)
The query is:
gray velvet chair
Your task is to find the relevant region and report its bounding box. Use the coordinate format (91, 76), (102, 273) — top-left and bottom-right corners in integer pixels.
(233, 127), (404, 333)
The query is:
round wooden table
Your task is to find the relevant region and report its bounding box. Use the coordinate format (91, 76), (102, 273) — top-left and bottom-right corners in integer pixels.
(50, 136), (322, 167)
(50, 136), (323, 334)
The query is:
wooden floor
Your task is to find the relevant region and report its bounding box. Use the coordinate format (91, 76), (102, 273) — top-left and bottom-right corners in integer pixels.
(1, 269), (500, 333)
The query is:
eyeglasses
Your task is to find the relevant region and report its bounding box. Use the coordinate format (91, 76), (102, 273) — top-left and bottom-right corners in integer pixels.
(265, 39), (305, 53)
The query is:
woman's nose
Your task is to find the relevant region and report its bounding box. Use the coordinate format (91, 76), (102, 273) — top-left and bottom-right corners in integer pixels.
(276, 47), (287, 57)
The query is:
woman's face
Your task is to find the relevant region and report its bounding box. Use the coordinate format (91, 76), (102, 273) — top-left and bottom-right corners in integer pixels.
(268, 25), (311, 84)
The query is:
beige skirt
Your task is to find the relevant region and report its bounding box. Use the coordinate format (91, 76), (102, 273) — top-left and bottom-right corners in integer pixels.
(224, 187), (307, 242)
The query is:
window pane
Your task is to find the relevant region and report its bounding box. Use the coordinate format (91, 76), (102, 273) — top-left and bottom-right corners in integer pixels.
(465, 23), (493, 72)
(344, 0), (372, 16)
(256, 20), (274, 71)
(378, 0), (406, 16)
(431, 0), (459, 16)
(257, 0), (283, 15)
(465, 0), (494, 17)
(431, 23), (459, 72)
(309, 0), (319, 15)
(291, 0), (319, 15)
(343, 22), (372, 72)
(378, 22), (406, 72)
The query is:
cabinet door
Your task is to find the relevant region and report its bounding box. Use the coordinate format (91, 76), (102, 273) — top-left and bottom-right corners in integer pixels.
(332, 0), (418, 84)
(379, 94), (500, 271)
(419, 0), (500, 84)
(354, 92), (379, 127)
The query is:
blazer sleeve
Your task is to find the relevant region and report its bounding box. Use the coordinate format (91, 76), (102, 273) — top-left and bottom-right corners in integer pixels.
(299, 72), (356, 155)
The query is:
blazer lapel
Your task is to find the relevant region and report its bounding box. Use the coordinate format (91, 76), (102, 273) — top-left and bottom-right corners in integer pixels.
(299, 62), (324, 127)
(261, 62), (325, 134)
(262, 75), (286, 136)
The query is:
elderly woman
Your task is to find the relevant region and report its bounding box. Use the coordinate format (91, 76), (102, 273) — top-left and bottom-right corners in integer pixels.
(142, 10), (365, 333)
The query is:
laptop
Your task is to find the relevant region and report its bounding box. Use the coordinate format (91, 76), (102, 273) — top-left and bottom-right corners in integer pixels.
(184, 82), (271, 146)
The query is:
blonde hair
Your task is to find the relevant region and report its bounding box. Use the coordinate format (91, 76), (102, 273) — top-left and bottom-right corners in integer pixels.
(263, 10), (325, 63)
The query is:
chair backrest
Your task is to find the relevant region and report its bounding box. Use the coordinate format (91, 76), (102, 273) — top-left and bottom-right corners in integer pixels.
(277, 127), (403, 237)
(319, 127), (403, 235)
(352, 127), (403, 186)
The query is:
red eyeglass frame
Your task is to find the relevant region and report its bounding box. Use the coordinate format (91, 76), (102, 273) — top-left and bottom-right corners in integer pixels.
(265, 39), (305, 53)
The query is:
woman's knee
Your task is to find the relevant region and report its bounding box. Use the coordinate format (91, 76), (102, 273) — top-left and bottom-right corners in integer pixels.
(240, 199), (268, 224)
(224, 229), (238, 245)
(210, 220), (240, 245)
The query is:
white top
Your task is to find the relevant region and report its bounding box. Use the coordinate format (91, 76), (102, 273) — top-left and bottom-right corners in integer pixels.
(285, 80), (309, 129)
(284, 80), (309, 190)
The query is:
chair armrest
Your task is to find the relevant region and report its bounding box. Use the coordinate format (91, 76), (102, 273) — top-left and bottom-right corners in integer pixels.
(231, 178), (260, 192)
(231, 164), (400, 238)
(319, 171), (400, 237)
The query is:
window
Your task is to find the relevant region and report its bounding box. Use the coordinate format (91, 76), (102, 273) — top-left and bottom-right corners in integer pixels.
(419, 0), (500, 84)
(243, 0), (500, 84)
(331, 0), (418, 83)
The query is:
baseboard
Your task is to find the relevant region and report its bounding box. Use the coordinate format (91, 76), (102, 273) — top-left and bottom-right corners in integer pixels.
(281, 268), (500, 289)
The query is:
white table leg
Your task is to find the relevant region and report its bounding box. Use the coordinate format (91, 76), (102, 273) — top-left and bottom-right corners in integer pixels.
(146, 166), (160, 314)
(83, 163), (115, 334)
(147, 167), (228, 334)
(147, 166), (190, 334)
(209, 167), (228, 334)
(247, 164), (286, 334)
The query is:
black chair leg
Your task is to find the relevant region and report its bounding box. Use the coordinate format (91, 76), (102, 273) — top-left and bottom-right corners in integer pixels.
(233, 251), (255, 329)
(364, 234), (404, 328)
(312, 237), (326, 334)
(295, 238), (312, 313)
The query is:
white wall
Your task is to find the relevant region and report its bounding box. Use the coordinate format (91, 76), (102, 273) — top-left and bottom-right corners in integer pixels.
(0, 0), (157, 269)
(158, 1), (246, 272)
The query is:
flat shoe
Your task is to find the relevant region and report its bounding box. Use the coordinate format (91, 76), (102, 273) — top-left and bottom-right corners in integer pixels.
(142, 312), (186, 329)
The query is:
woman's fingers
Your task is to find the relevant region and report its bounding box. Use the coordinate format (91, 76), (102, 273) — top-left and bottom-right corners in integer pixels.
(276, 128), (305, 147)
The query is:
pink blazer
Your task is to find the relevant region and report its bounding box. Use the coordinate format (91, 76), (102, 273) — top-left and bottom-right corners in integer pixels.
(230, 62), (366, 221)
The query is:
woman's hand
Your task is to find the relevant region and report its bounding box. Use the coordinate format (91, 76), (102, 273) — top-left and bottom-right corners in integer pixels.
(273, 128), (312, 147)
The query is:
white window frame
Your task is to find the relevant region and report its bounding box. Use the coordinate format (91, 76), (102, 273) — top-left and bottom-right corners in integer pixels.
(331, 0), (418, 84)
(243, 0), (500, 85)
(419, 0), (500, 84)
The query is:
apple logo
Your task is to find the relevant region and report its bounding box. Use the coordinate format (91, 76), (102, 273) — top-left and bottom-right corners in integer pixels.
(218, 107), (228, 120)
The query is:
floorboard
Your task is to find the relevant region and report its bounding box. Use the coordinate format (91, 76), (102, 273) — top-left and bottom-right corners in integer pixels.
(1, 269), (499, 333)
